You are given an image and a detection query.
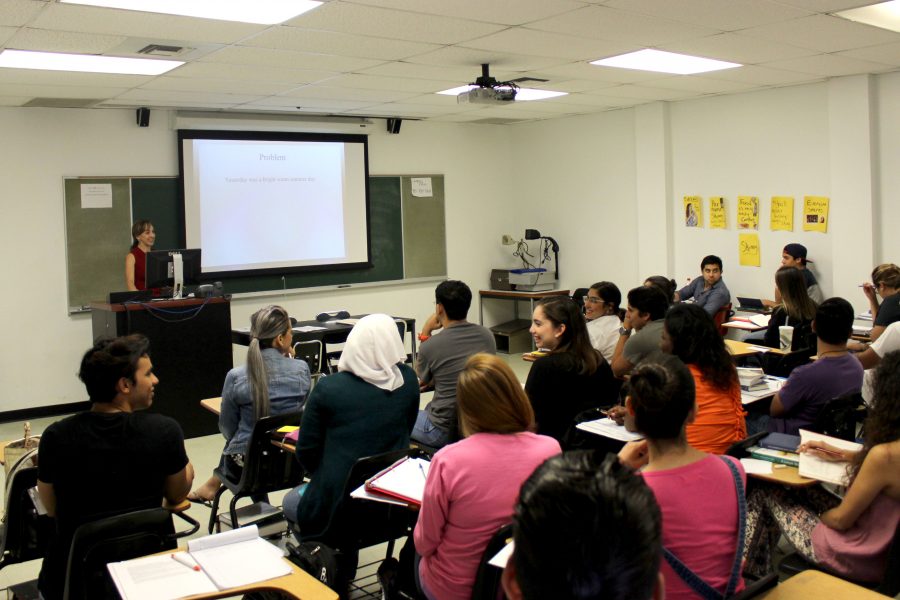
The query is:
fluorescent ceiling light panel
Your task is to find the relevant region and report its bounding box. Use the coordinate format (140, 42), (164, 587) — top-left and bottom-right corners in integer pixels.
(835, 1), (900, 33)
(60, 0), (322, 25)
(436, 85), (567, 100)
(591, 49), (741, 75)
(0, 49), (183, 75)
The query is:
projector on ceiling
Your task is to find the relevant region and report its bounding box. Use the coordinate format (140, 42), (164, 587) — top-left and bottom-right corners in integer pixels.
(457, 86), (517, 105)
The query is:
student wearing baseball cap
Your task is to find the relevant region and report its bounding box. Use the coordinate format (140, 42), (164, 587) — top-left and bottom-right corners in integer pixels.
(764, 243), (824, 306)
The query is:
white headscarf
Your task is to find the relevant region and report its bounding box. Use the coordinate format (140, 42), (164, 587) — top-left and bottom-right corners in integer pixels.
(338, 313), (406, 391)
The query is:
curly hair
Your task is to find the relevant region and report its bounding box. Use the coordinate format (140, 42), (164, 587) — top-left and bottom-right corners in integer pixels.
(849, 350), (900, 481)
(664, 303), (737, 391)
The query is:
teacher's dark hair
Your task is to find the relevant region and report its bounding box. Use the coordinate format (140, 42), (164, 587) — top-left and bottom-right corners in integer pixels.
(628, 354), (696, 440)
(247, 305), (292, 420)
(511, 451), (661, 600)
(664, 304), (737, 391)
(79, 334), (150, 404)
(536, 297), (600, 375)
(131, 219), (153, 248)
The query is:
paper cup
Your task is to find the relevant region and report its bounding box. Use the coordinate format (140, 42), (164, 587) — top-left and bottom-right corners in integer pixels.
(779, 325), (794, 351)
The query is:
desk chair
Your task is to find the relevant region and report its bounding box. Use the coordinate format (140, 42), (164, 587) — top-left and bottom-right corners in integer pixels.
(0, 461), (52, 572)
(714, 303), (734, 336)
(571, 287), (589, 313)
(470, 523), (512, 600)
(724, 432), (767, 459)
(294, 340), (325, 388)
(208, 411), (305, 534)
(322, 330), (351, 374)
(729, 572), (778, 599)
(810, 392), (865, 442)
(63, 505), (200, 600)
(299, 448), (419, 597)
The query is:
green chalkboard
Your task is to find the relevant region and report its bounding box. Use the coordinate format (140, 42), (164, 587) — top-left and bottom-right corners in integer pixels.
(64, 174), (445, 312)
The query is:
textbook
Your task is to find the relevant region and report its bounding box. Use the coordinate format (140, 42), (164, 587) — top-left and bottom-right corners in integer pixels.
(797, 429), (862, 485)
(737, 367), (766, 391)
(748, 446), (799, 467)
(759, 433), (801, 453)
(364, 456), (430, 506)
(107, 525), (289, 600)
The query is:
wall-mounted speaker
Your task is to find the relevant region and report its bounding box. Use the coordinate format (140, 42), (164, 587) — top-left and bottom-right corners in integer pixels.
(386, 118), (402, 134)
(136, 107), (150, 127)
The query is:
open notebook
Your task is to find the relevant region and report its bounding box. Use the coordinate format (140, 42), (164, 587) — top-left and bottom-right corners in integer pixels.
(364, 456), (430, 506)
(107, 525), (289, 600)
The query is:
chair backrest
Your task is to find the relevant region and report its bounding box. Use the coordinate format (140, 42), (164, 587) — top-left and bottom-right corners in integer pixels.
(876, 523), (900, 596)
(810, 392), (865, 442)
(293, 340), (323, 376)
(63, 508), (176, 600)
(308, 448), (416, 550)
(760, 348), (813, 378)
(470, 523), (513, 600)
(0, 463), (52, 570)
(571, 287), (589, 312)
(229, 411), (306, 496)
(713, 303), (734, 336)
(724, 432), (767, 459)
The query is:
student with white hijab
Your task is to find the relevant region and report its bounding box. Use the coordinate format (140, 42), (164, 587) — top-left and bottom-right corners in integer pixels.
(283, 314), (420, 539)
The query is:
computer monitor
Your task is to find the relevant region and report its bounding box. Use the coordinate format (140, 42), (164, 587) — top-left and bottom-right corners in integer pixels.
(145, 249), (202, 299)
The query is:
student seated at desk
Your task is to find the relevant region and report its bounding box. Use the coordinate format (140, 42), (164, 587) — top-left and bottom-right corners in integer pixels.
(763, 243), (824, 306)
(674, 255), (731, 316)
(748, 298), (863, 436)
(414, 354), (560, 600)
(618, 354), (746, 600)
(284, 314), (419, 540)
(862, 263), (900, 342)
(856, 321), (900, 404)
(37, 335), (194, 600)
(743, 351), (900, 584)
(189, 305), (310, 503)
(661, 304), (746, 454)
(583, 281), (623, 362)
(644, 275), (677, 305)
(525, 297), (619, 442)
(761, 266), (817, 351)
(502, 452), (664, 600)
(611, 286), (668, 378)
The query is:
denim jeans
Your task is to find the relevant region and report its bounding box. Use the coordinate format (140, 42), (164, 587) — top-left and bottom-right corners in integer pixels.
(410, 411), (449, 449)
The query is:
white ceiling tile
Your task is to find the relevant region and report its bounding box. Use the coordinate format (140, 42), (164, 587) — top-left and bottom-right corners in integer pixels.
(405, 46), (571, 72)
(320, 73), (458, 93)
(700, 64), (825, 86)
(202, 46), (383, 72)
(739, 14), (900, 53)
(535, 61), (670, 84)
(0, 68), (150, 87)
(355, 101), (466, 117)
(31, 4), (267, 45)
(772, 0), (876, 12)
(547, 92), (640, 108)
(0, 81), (128, 98)
(660, 32), (816, 65)
(472, 104), (575, 119)
(633, 76), (757, 94)
(340, 0), (584, 26)
(356, 61), (509, 84)
(529, 5), (720, 46)
(521, 78), (615, 93)
(584, 84), (698, 100)
(348, 0), (580, 26)
(460, 28), (632, 61)
(0, 95), (29, 106)
(168, 61), (338, 85)
(138, 76), (295, 96)
(246, 96), (377, 111)
(100, 99), (243, 109)
(280, 85), (419, 103)
(245, 26), (440, 61)
(762, 53), (896, 77)
(5, 27), (127, 54)
(115, 88), (266, 105)
(284, 1), (506, 45)
(837, 42), (900, 67)
(0, 25), (17, 45)
(0, 0), (46, 27)
(604, 0), (811, 32)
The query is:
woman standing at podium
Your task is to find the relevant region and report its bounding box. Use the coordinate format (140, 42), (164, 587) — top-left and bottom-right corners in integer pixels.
(125, 219), (155, 291)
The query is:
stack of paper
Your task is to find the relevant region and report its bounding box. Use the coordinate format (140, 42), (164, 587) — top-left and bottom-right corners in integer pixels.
(364, 456), (431, 506)
(107, 525), (289, 600)
(575, 418), (643, 442)
(738, 367), (766, 391)
(797, 429), (863, 485)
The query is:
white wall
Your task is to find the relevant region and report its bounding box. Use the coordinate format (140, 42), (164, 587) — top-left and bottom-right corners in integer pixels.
(0, 108), (514, 413)
(875, 71), (900, 264)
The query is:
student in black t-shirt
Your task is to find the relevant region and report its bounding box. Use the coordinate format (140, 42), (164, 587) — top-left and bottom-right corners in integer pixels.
(37, 335), (194, 600)
(863, 263), (900, 342)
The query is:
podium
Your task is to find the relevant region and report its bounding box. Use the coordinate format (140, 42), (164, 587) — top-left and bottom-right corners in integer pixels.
(90, 297), (233, 438)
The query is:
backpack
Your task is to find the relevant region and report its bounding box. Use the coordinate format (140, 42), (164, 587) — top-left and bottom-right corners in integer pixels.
(286, 540), (340, 590)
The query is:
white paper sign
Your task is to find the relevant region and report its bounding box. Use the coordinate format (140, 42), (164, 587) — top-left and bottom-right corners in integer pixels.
(81, 183), (113, 208)
(410, 177), (433, 197)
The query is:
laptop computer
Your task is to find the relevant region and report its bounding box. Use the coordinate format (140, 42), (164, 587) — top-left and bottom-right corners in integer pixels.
(736, 297), (769, 313)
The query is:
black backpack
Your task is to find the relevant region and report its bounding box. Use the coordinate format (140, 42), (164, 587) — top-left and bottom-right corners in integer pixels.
(286, 540), (339, 589)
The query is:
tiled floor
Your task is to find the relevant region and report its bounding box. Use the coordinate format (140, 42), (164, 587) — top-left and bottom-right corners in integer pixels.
(0, 352), (532, 598)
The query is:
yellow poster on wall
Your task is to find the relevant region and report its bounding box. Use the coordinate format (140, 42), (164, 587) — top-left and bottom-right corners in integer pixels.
(770, 196), (794, 231)
(803, 196), (829, 233)
(739, 233), (761, 267)
(683, 196), (702, 228)
(737, 196), (759, 230)
(709, 197), (726, 229)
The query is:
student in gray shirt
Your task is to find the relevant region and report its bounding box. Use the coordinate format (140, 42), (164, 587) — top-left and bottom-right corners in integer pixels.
(675, 255), (731, 316)
(412, 280), (496, 448)
(611, 286), (668, 378)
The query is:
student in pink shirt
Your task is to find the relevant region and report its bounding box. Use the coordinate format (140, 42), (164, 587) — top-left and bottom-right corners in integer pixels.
(413, 354), (560, 600)
(618, 354), (747, 600)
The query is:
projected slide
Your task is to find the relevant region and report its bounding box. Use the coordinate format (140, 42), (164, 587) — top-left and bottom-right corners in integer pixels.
(181, 131), (370, 276)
